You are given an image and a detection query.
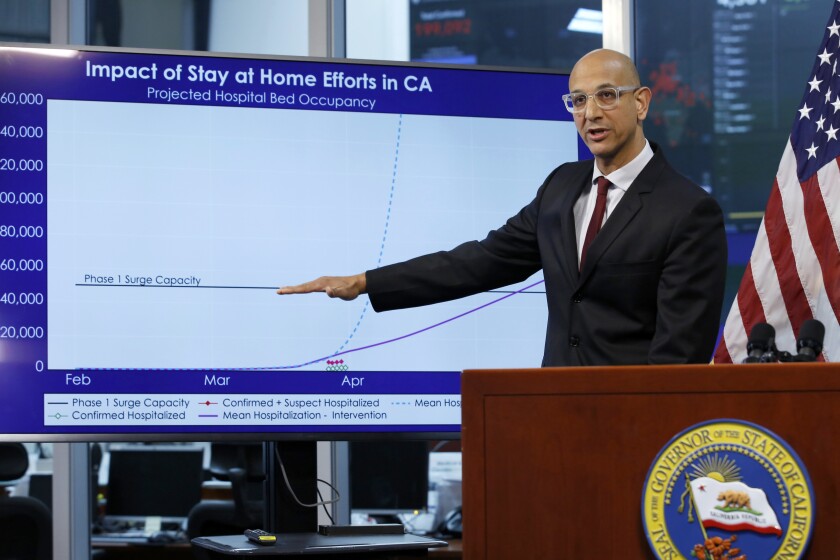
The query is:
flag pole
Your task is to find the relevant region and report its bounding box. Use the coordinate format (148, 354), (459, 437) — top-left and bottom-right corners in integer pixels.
(690, 483), (710, 543)
(683, 473), (712, 559)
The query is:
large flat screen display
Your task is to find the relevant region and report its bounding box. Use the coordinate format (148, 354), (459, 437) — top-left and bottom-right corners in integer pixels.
(0, 45), (581, 440)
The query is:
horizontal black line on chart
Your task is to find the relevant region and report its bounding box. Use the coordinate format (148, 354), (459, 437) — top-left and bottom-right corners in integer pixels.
(76, 284), (278, 289)
(74, 283), (546, 294)
(77, 278), (547, 372)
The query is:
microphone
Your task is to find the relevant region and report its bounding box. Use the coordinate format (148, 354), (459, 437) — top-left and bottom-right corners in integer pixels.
(743, 323), (776, 363)
(795, 319), (825, 361)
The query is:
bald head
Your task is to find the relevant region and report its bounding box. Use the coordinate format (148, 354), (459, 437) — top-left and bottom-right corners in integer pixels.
(570, 49), (641, 88)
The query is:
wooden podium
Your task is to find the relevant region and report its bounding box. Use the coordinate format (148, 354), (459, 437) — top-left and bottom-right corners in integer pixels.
(461, 364), (840, 559)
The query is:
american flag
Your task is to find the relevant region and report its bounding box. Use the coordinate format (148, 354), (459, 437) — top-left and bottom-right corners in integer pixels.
(714, 3), (840, 363)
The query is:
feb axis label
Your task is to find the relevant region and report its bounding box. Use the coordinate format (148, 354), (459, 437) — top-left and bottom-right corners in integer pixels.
(642, 419), (814, 559)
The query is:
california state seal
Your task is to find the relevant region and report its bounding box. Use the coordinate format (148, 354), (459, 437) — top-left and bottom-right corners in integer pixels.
(642, 419), (814, 559)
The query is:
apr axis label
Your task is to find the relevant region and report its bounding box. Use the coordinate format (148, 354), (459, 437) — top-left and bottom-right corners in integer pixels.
(642, 419), (814, 559)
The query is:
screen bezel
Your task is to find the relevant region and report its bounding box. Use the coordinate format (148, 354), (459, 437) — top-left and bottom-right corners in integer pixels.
(0, 42), (582, 443)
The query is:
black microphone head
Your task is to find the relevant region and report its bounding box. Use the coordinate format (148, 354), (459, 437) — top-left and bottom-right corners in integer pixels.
(797, 319), (825, 357)
(749, 322), (775, 342)
(747, 322), (775, 352)
(743, 322), (776, 363)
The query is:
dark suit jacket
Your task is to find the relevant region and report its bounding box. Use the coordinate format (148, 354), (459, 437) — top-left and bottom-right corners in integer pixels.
(366, 145), (728, 366)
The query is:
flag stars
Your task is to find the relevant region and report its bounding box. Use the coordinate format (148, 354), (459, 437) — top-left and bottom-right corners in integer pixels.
(719, 8), (840, 366)
(817, 115), (827, 131)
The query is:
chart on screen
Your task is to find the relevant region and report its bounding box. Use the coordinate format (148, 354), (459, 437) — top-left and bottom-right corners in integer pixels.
(46, 102), (571, 373)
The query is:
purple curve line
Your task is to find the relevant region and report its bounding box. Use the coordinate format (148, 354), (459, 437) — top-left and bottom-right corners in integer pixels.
(275, 278), (546, 369)
(76, 279), (545, 372)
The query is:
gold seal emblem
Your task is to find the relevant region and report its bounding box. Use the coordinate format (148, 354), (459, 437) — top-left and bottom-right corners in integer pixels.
(642, 419), (813, 559)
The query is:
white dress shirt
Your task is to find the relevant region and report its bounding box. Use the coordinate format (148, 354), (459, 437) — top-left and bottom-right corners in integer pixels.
(574, 140), (655, 265)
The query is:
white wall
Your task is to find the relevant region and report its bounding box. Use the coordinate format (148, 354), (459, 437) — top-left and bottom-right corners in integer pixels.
(345, 0), (409, 61)
(209, 0), (309, 56)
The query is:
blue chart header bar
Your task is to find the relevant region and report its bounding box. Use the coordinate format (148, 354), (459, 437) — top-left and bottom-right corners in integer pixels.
(1, 48), (572, 120)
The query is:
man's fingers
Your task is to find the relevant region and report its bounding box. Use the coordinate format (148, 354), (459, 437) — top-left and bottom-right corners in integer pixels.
(277, 276), (355, 298)
(276, 277), (328, 295)
(278, 274), (364, 300)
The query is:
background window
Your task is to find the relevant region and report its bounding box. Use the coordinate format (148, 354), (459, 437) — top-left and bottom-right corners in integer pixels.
(409, 0), (602, 70)
(635, 0), (830, 317)
(636, 0), (828, 254)
(0, 0), (49, 43)
(84, 0), (308, 56)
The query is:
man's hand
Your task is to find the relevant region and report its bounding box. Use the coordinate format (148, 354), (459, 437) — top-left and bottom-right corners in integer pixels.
(277, 273), (367, 301)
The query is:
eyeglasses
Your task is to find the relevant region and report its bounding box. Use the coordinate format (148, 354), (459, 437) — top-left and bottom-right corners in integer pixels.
(562, 86), (640, 114)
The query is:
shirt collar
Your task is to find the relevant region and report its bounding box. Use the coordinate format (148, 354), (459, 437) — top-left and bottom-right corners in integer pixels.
(591, 139), (654, 192)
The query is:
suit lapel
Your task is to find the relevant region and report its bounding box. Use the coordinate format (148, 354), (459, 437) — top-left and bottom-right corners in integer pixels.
(577, 190), (643, 282)
(559, 166), (591, 287)
(577, 150), (664, 283)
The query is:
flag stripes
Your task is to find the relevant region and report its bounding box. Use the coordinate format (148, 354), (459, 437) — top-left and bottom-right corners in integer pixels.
(715, 3), (840, 363)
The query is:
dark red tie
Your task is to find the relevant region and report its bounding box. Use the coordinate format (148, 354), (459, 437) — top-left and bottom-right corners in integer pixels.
(580, 176), (610, 270)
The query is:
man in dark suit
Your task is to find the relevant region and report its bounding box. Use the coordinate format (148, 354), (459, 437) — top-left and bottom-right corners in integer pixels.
(278, 49), (727, 366)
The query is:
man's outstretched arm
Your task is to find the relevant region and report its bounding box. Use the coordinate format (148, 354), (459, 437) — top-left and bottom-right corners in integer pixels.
(277, 273), (367, 301)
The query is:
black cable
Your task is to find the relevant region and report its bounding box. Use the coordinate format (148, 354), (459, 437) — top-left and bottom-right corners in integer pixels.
(273, 445), (340, 508)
